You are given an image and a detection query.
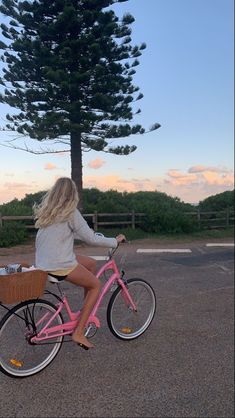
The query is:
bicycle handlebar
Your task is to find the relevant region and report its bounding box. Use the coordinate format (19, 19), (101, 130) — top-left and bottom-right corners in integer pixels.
(108, 239), (129, 259)
(94, 233), (128, 257)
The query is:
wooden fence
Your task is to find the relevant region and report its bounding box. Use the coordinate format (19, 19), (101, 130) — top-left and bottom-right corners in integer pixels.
(185, 208), (234, 229)
(0, 211), (145, 231)
(0, 209), (234, 231)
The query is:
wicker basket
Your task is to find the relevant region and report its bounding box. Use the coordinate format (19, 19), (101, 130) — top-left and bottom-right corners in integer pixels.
(0, 266), (47, 304)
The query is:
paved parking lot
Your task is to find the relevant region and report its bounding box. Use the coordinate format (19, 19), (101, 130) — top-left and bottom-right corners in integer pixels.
(0, 240), (234, 418)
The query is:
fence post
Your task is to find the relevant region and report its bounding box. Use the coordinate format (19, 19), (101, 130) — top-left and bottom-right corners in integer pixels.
(226, 208), (230, 227)
(131, 210), (135, 230)
(93, 211), (98, 231)
(197, 208), (201, 228)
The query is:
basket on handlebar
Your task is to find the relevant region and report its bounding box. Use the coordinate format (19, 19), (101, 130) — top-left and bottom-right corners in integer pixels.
(0, 264), (47, 304)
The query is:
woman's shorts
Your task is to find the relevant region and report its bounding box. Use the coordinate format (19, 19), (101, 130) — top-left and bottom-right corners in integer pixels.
(48, 272), (68, 281)
(47, 264), (77, 281)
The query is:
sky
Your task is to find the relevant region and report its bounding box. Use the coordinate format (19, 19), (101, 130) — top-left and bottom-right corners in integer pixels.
(0, 0), (234, 205)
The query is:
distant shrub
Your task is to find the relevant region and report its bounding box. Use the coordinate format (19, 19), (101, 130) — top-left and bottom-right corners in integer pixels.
(0, 223), (28, 247)
(0, 192), (46, 216)
(0, 198), (31, 216)
(143, 206), (198, 234)
(199, 190), (234, 211)
(1, 188), (233, 241)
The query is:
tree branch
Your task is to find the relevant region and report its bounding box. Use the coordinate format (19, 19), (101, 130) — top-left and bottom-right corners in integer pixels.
(0, 141), (70, 154)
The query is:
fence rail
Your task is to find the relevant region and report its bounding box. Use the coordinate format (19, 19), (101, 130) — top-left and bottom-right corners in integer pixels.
(0, 211), (145, 231)
(185, 208), (234, 229)
(0, 209), (234, 231)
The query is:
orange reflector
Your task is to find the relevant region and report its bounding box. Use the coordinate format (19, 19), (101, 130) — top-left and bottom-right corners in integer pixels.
(121, 327), (132, 334)
(10, 359), (23, 367)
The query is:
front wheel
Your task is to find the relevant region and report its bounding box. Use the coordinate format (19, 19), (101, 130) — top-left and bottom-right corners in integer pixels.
(107, 278), (156, 340)
(0, 299), (64, 378)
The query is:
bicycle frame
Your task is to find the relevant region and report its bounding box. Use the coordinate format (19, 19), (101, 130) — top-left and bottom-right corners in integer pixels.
(31, 258), (137, 343)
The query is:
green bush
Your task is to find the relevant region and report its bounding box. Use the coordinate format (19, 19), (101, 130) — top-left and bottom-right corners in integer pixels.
(0, 223), (28, 247)
(1, 188), (233, 241)
(199, 190), (234, 211)
(0, 192), (46, 216)
(142, 206), (198, 234)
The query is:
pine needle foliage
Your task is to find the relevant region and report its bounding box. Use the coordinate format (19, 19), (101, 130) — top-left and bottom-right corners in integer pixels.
(0, 0), (160, 206)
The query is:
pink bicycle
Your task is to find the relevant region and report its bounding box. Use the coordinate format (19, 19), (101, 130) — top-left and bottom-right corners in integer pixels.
(0, 246), (156, 378)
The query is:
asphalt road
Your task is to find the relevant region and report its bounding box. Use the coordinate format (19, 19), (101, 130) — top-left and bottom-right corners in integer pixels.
(0, 242), (234, 418)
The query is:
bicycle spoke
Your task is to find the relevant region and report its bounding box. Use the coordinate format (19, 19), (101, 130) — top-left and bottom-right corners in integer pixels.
(107, 279), (156, 340)
(0, 300), (64, 378)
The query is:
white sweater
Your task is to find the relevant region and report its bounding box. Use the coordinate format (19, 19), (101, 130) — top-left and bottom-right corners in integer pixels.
(35, 209), (117, 271)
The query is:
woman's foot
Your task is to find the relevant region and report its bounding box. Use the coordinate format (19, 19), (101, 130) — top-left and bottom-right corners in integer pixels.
(72, 333), (94, 349)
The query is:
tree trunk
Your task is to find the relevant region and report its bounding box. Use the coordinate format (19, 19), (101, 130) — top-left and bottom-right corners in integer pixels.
(70, 131), (83, 211)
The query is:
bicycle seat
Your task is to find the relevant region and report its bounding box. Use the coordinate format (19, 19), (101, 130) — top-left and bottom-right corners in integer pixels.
(47, 274), (60, 284)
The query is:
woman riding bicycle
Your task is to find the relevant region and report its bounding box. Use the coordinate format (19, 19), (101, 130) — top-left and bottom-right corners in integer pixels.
(34, 177), (125, 350)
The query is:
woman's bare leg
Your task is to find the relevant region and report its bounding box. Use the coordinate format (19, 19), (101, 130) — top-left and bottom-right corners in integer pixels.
(76, 255), (97, 299)
(76, 254), (97, 274)
(66, 263), (100, 348)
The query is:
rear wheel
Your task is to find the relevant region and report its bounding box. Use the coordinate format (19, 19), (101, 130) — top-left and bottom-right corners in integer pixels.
(107, 278), (156, 340)
(0, 299), (64, 378)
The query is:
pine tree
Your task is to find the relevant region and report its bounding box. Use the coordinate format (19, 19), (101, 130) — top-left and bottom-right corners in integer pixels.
(0, 0), (160, 208)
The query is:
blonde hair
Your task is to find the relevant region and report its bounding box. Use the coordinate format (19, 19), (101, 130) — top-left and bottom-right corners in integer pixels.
(34, 177), (79, 228)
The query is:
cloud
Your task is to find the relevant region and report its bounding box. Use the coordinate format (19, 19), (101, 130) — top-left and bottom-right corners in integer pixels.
(188, 165), (230, 174)
(0, 181), (38, 204)
(88, 158), (106, 170)
(44, 162), (57, 170)
(83, 164), (234, 203)
(166, 170), (198, 185)
(84, 175), (157, 192)
(163, 165), (234, 202)
(4, 173), (15, 177)
(166, 166), (234, 187)
(0, 164), (233, 205)
(2, 182), (31, 191)
(167, 169), (182, 178)
(201, 171), (234, 186)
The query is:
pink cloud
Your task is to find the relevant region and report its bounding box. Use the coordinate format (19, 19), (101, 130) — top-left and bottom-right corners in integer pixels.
(166, 166), (234, 187)
(44, 162), (57, 170)
(84, 175), (157, 192)
(88, 158), (106, 170)
(2, 182), (31, 191)
(163, 165), (234, 202)
(4, 173), (15, 177)
(83, 165), (234, 204)
(1, 164), (233, 205)
(0, 182), (38, 204)
(201, 171), (234, 186)
(188, 165), (230, 174)
(167, 169), (182, 178)
(166, 170), (198, 185)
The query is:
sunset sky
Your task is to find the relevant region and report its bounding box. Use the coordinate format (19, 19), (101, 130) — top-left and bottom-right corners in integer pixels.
(0, 0), (234, 205)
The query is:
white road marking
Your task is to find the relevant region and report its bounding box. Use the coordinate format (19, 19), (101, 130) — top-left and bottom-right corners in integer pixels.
(136, 249), (192, 253)
(206, 243), (234, 247)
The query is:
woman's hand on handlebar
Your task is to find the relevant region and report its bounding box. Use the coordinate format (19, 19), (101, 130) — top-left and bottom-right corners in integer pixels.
(116, 234), (126, 244)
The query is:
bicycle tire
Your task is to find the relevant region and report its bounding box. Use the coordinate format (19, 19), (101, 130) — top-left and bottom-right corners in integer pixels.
(107, 278), (156, 340)
(0, 299), (64, 378)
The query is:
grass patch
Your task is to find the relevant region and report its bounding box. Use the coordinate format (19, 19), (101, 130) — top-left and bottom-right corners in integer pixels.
(3, 226), (234, 248)
(97, 227), (234, 242)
